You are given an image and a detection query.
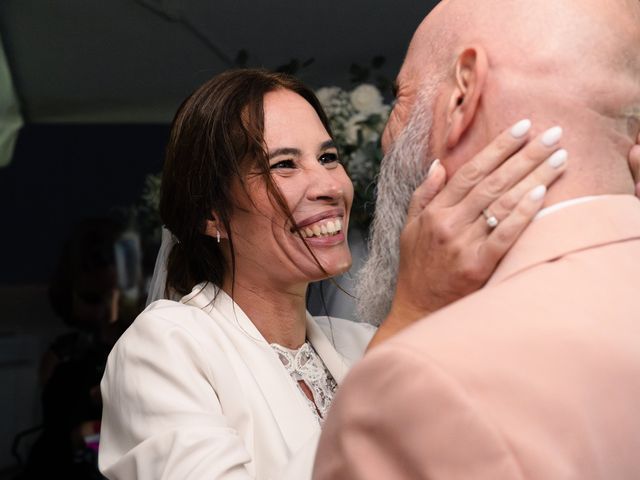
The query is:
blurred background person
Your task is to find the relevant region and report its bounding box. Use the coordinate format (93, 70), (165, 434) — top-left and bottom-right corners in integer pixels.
(16, 217), (138, 480)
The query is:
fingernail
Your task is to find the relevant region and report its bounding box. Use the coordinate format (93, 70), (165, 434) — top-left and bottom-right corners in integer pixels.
(427, 159), (441, 178)
(510, 119), (532, 138)
(547, 149), (568, 168)
(529, 185), (547, 201)
(541, 126), (563, 147)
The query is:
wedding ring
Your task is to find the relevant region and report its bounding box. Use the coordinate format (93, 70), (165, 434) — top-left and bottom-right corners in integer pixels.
(482, 208), (499, 229)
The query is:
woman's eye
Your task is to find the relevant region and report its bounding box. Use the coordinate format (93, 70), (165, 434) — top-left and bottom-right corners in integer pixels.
(270, 159), (296, 170)
(319, 152), (340, 165)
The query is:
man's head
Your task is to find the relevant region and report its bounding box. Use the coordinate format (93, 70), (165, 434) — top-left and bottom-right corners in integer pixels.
(387, 0), (640, 193)
(357, 0), (640, 325)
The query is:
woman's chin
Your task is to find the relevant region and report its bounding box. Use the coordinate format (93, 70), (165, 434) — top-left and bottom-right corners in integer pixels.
(313, 256), (352, 281)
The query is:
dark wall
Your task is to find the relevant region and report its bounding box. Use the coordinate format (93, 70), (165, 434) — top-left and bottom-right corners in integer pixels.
(0, 124), (169, 283)
(0, 0), (433, 123)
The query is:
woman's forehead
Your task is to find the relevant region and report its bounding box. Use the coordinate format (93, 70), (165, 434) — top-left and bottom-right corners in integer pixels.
(263, 90), (329, 149)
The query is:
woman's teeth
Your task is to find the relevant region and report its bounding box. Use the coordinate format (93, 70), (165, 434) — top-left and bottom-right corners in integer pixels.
(299, 218), (343, 238)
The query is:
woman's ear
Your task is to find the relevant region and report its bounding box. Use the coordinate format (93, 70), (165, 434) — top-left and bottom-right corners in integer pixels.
(204, 212), (228, 241)
(445, 45), (488, 148)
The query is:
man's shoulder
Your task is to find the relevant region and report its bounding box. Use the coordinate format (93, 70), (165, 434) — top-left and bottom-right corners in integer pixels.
(379, 237), (640, 372)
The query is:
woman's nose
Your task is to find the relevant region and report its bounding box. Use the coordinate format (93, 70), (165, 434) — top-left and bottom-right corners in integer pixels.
(306, 166), (343, 202)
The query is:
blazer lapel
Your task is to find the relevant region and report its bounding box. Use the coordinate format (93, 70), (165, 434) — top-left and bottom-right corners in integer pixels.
(305, 313), (351, 384)
(182, 284), (320, 455)
(489, 195), (640, 285)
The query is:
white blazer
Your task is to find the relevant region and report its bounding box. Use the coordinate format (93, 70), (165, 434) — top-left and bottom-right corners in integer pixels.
(99, 282), (376, 480)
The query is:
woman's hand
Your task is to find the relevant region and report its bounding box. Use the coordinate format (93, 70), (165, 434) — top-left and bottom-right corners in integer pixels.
(370, 120), (567, 349)
(629, 132), (640, 197)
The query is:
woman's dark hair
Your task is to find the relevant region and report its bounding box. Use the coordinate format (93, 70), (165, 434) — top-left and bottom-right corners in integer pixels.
(160, 68), (334, 297)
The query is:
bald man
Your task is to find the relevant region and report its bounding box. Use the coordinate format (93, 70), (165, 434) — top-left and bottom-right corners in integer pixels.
(314, 0), (640, 478)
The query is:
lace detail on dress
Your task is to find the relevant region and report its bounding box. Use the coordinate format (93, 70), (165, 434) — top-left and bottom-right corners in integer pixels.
(270, 341), (337, 423)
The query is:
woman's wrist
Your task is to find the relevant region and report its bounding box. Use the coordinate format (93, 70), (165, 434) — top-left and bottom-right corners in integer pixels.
(387, 296), (436, 329)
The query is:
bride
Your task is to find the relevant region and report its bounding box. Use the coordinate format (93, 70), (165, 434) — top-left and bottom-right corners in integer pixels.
(99, 68), (577, 479)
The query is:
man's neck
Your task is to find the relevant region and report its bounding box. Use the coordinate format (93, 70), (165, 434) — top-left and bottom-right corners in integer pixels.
(514, 105), (635, 206)
(489, 76), (637, 206)
(540, 148), (634, 209)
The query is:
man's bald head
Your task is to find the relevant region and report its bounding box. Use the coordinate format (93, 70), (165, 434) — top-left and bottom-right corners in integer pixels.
(385, 0), (640, 201)
(409, 0), (640, 87)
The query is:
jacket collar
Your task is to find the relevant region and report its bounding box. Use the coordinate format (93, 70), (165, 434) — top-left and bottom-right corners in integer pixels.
(180, 283), (347, 453)
(489, 195), (640, 286)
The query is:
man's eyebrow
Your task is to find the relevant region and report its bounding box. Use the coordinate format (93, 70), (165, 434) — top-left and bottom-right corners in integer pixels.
(268, 147), (301, 159)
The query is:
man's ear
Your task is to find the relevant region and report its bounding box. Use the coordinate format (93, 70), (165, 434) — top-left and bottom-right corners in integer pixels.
(204, 212), (228, 241)
(445, 45), (488, 148)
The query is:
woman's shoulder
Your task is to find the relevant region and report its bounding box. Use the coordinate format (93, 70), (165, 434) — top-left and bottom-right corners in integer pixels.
(109, 299), (225, 363)
(103, 300), (234, 392)
(126, 299), (210, 335)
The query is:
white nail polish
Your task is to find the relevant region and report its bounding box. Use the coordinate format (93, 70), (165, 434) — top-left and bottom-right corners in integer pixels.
(427, 159), (441, 178)
(529, 185), (547, 201)
(541, 126), (563, 147)
(547, 149), (568, 168)
(510, 119), (532, 138)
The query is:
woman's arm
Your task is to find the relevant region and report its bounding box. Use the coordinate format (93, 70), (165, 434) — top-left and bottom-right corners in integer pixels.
(368, 121), (567, 349)
(99, 310), (254, 480)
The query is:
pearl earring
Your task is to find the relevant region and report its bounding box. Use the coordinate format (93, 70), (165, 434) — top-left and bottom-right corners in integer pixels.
(216, 229), (221, 243)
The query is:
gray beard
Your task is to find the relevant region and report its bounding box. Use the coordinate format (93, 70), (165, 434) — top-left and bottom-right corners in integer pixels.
(355, 93), (435, 326)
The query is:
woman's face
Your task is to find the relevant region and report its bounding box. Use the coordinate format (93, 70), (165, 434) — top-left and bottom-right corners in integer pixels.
(226, 89), (354, 289)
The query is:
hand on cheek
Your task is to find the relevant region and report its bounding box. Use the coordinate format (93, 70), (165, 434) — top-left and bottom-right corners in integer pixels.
(377, 120), (565, 345)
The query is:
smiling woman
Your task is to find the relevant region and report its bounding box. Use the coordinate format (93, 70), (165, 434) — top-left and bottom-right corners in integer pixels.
(98, 69), (377, 480)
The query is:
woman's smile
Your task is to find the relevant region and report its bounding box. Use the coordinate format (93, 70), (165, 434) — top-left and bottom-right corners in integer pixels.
(292, 207), (345, 240)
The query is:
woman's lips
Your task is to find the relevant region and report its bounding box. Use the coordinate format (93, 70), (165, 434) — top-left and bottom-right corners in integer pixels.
(294, 208), (344, 227)
(302, 229), (346, 246)
(299, 217), (343, 238)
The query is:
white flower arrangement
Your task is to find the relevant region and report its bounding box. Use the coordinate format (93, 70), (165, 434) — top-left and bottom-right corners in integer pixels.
(315, 83), (391, 228)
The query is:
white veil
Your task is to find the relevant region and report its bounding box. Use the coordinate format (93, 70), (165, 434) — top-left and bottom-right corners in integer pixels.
(146, 226), (178, 306)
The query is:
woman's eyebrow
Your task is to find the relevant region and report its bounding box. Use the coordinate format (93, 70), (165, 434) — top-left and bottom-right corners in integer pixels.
(268, 147), (301, 159)
(320, 139), (337, 150)
(269, 140), (336, 159)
